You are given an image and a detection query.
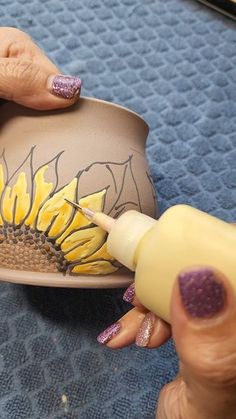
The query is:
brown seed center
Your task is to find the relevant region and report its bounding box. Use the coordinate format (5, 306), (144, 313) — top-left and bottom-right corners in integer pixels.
(0, 225), (68, 273)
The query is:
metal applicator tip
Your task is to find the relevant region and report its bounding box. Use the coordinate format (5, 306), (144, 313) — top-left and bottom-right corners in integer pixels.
(64, 198), (95, 219)
(64, 198), (115, 232)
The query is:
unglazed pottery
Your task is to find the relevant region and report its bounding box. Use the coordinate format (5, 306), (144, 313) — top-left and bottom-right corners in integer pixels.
(0, 98), (157, 288)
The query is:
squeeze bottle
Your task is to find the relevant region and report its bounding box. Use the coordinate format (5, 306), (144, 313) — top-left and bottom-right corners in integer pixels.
(72, 203), (236, 323)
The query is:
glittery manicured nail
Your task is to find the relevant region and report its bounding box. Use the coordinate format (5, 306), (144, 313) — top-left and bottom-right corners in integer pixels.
(50, 75), (81, 99)
(97, 322), (121, 345)
(178, 268), (226, 318)
(123, 283), (135, 303)
(136, 312), (156, 347)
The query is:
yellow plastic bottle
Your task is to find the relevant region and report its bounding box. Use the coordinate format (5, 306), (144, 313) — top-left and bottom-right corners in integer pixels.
(104, 204), (236, 323)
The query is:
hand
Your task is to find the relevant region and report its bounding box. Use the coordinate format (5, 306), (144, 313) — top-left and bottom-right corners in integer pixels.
(97, 267), (236, 419)
(0, 27), (81, 110)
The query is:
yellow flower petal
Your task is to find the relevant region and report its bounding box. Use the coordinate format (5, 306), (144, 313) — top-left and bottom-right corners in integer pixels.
(79, 189), (106, 211)
(62, 226), (107, 261)
(37, 178), (77, 236)
(56, 189), (107, 245)
(71, 260), (118, 275)
(2, 172), (30, 225)
(55, 211), (89, 245)
(0, 165), (5, 226)
(82, 242), (114, 262)
(25, 166), (53, 228)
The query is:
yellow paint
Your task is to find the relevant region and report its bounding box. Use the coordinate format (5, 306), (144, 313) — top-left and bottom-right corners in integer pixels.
(55, 211), (89, 245)
(62, 226), (106, 261)
(25, 166), (53, 228)
(56, 189), (106, 245)
(37, 178), (77, 236)
(83, 242), (114, 262)
(2, 172), (30, 224)
(0, 156), (117, 276)
(71, 260), (117, 275)
(79, 189), (106, 211)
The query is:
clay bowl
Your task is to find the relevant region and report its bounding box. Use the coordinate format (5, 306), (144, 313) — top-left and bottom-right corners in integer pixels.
(0, 98), (157, 288)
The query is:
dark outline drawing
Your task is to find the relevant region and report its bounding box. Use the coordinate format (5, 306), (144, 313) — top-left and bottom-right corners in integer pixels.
(0, 147), (155, 276)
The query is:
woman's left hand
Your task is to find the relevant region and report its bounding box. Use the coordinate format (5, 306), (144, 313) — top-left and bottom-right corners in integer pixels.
(0, 27), (81, 110)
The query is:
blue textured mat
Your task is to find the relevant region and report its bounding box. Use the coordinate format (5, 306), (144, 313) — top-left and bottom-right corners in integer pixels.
(0, 0), (236, 418)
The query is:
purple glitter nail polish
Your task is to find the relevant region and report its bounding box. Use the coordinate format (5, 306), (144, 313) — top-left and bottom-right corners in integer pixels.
(136, 312), (156, 347)
(178, 269), (225, 318)
(123, 283), (135, 303)
(97, 322), (121, 345)
(51, 75), (81, 99)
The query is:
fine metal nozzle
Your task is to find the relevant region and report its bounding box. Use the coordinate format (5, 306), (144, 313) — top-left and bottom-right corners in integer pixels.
(64, 198), (95, 219)
(64, 198), (83, 211)
(64, 198), (115, 232)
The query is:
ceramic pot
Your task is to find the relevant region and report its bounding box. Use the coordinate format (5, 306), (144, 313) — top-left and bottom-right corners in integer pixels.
(0, 98), (157, 288)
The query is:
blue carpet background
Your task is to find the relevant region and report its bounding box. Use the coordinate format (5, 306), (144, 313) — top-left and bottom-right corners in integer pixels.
(0, 0), (236, 418)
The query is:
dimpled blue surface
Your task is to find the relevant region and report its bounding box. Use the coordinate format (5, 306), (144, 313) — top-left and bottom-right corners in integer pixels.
(0, 0), (236, 418)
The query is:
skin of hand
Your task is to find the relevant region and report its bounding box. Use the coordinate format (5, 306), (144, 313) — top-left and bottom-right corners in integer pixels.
(2, 26), (236, 419)
(0, 27), (81, 110)
(97, 267), (236, 419)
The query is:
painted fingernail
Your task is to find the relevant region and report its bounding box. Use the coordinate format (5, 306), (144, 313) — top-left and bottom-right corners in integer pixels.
(97, 322), (121, 345)
(178, 268), (226, 318)
(123, 283), (135, 303)
(136, 312), (156, 347)
(49, 75), (81, 99)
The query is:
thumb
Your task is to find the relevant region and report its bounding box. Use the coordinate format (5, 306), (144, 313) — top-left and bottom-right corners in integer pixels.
(162, 267), (236, 419)
(0, 58), (81, 110)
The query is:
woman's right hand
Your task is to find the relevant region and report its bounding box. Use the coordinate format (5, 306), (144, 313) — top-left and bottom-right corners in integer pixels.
(98, 267), (236, 419)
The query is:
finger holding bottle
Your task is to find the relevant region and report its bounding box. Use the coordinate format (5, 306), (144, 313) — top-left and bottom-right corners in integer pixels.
(97, 283), (171, 349)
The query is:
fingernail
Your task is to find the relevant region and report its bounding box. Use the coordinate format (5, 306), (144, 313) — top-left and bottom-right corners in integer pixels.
(49, 75), (81, 99)
(136, 312), (156, 347)
(123, 283), (135, 303)
(97, 322), (121, 345)
(178, 268), (226, 318)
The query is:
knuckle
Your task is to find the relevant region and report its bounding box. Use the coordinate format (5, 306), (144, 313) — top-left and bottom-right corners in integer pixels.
(6, 40), (28, 58)
(203, 355), (236, 387)
(0, 28), (35, 60)
(186, 339), (236, 387)
(0, 59), (40, 100)
(157, 386), (170, 419)
(157, 379), (185, 419)
(12, 60), (38, 82)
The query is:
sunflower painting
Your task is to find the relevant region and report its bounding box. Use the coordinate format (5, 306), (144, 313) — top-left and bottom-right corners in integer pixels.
(0, 147), (150, 277)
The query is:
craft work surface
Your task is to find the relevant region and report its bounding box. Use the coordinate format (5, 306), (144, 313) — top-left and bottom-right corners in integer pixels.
(0, 99), (155, 287)
(0, 1), (236, 418)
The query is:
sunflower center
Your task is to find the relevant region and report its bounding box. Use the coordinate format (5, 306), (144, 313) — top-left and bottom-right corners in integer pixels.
(0, 225), (68, 273)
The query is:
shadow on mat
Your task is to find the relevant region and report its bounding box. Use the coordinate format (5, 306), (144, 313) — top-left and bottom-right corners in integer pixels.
(23, 285), (129, 329)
